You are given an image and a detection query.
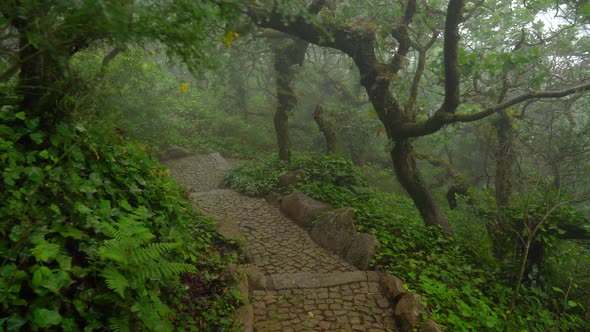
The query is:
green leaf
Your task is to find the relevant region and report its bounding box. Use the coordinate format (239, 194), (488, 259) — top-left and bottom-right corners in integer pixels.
(26, 117), (40, 130)
(75, 123), (87, 132)
(75, 203), (92, 214)
(57, 254), (72, 270)
(33, 308), (62, 328)
(31, 241), (61, 262)
(552, 286), (564, 294)
(4, 316), (26, 331)
(567, 300), (578, 308)
(15, 112), (26, 120)
(32, 266), (70, 294)
(30, 132), (44, 144)
(57, 226), (84, 239)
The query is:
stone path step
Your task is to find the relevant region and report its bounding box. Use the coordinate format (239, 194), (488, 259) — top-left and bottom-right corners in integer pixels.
(267, 271), (379, 290)
(165, 153), (400, 331)
(252, 281), (396, 332)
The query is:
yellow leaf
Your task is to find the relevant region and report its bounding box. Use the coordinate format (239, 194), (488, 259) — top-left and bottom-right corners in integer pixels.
(223, 31), (239, 49)
(180, 83), (189, 93)
(307, 311), (314, 318)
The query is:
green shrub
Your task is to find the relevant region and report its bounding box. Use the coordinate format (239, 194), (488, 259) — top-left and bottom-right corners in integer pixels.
(0, 110), (238, 330)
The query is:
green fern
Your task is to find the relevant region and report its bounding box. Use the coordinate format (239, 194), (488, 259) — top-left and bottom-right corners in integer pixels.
(99, 217), (155, 246)
(129, 242), (181, 264)
(102, 267), (129, 298)
(133, 262), (197, 283)
(109, 316), (132, 332)
(95, 215), (197, 330)
(97, 241), (129, 264)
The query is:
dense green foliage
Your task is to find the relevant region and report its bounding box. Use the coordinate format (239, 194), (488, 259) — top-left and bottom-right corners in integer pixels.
(0, 111), (239, 330)
(225, 154), (588, 330)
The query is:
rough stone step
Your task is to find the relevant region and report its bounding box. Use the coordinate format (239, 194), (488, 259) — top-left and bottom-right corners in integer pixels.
(268, 271), (380, 290)
(252, 280), (398, 331)
(188, 189), (234, 198)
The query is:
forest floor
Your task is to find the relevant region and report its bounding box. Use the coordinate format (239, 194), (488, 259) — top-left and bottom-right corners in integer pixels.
(165, 154), (399, 332)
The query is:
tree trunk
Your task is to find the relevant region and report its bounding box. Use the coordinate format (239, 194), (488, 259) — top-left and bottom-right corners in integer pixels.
(228, 50), (248, 118)
(271, 37), (308, 161)
(391, 139), (453, 235)
(494, 110), (515, 207)
(15, 42), (69, 139)
(313, 104), (338, 155)
(274, 106), (291, 161)
(11, 10), (87, 131)
(490, 111), (517, 260)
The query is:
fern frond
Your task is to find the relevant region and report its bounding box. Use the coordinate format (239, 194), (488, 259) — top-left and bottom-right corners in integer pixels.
(132, 263), (196, 283)
(116, 217), (155, 246)
(160, 262), (197, 277)
(129, 242), (181, 265)
(97, 240), (129, 263)
(102, 267), (129, 298)
(109, 315), (132, 332)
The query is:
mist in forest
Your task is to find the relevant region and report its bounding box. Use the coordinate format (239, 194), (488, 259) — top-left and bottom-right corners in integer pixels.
(2, 0), (590, 330)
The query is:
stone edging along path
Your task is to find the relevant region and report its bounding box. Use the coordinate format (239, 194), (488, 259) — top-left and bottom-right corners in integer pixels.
(162, 148), (443, 332)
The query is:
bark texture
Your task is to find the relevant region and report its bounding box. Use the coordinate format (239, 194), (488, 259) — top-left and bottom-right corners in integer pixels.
(392, 140), (453, 235)
(494, 111), (515, 208)
(313, 104), (338, 155)
(271, 36), (309, 161)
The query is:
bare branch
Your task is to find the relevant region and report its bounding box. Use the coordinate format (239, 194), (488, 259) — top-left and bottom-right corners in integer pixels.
(390, 0), (417, 73)
(405, 29), (438, 112)
(452, 82), (590, 123)
(400, 82), (590, 137)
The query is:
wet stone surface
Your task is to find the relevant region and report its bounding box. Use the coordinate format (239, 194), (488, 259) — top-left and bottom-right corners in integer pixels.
(192, 190), (356, 275)
(164, 155), (222, 192)
(165, 154), (399, 331)
(252, 283), (396, 332)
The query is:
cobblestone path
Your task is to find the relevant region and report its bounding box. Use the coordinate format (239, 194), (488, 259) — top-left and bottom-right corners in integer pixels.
(165, 155), (398, 331)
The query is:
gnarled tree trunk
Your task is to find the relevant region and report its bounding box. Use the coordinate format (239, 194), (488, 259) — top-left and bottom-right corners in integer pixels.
(313, 104), (338, 155)
(391, 140), (453, 235)
(271, 36), (308, 161)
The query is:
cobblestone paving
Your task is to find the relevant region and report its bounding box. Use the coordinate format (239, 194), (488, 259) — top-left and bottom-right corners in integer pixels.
(165, 154), (398, 331)
(252, 283), (396, 332)
(164, 155), (221, 192)
(192, 190), (356, 274)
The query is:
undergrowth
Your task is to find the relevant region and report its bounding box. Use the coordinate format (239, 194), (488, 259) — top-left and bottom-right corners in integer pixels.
(224, 153), (586, 331)
(0, 110), (239, 331)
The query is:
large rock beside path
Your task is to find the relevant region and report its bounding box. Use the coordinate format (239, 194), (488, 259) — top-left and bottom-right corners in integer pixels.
(310, 208), (356, 256)
(345, 233), (379, 270)
(280, 191), (331, 228)
(208, 152), (231, 170)
(395, 293), (427, 331)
